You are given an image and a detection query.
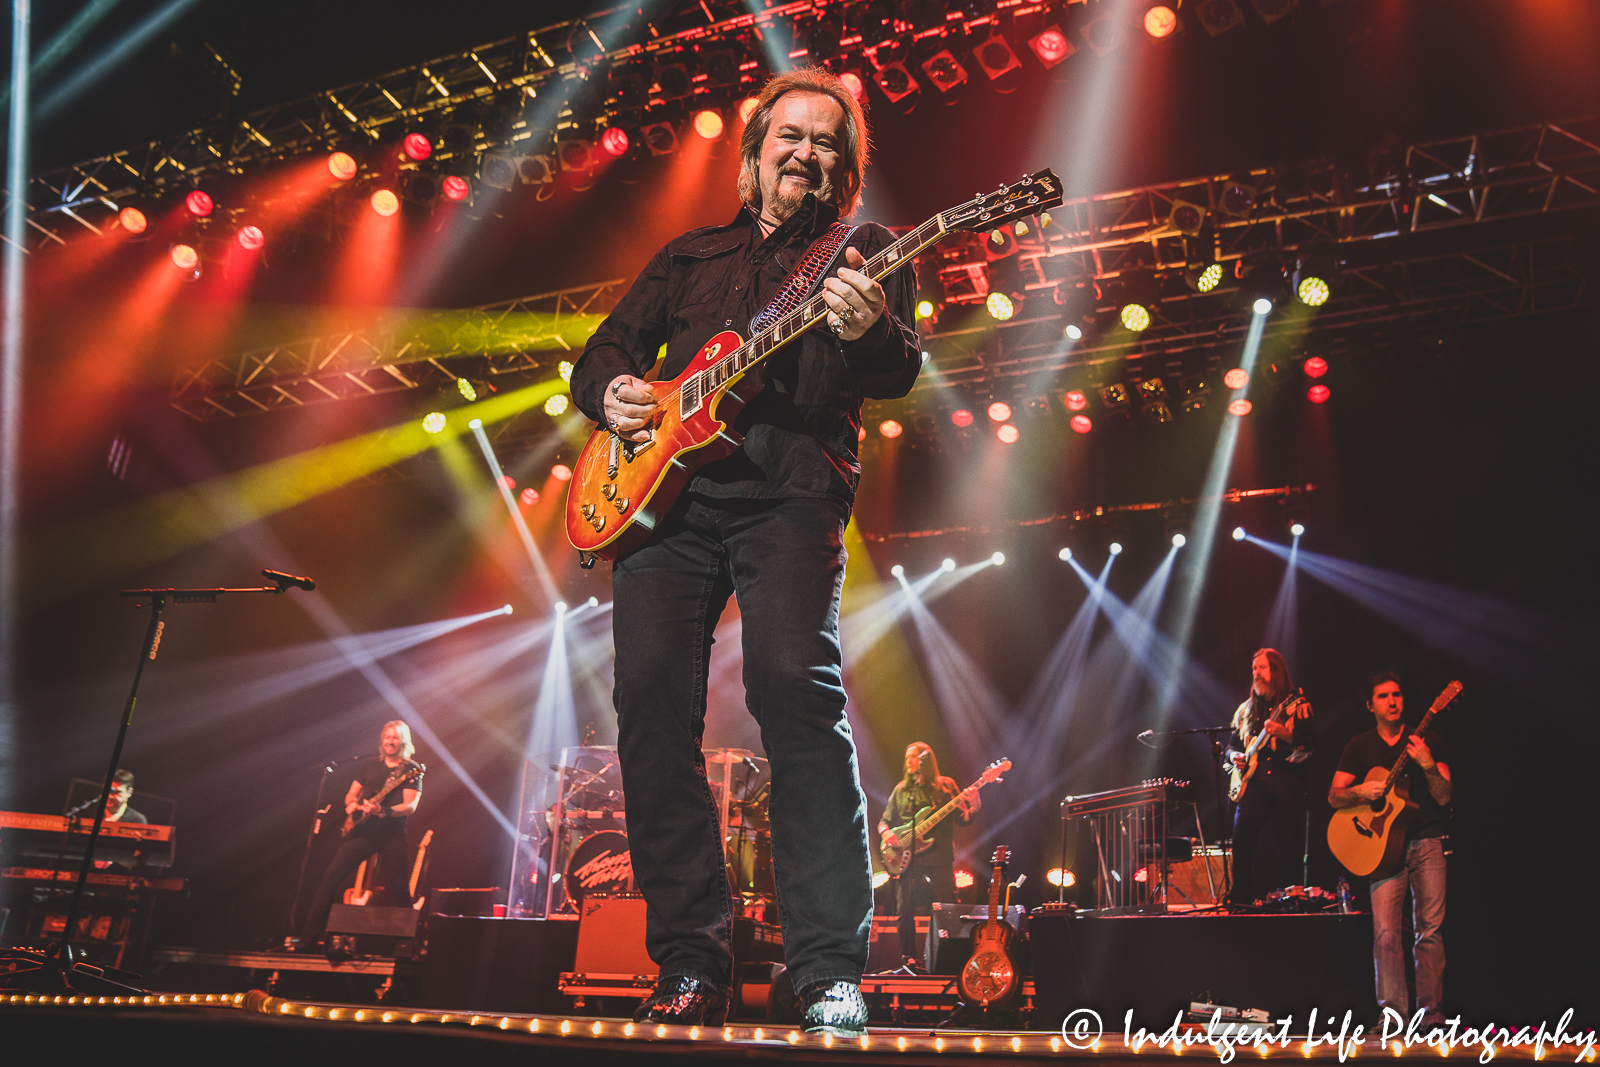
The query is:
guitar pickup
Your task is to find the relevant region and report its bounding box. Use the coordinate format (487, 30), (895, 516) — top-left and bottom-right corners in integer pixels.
(607, 434), (620, 480)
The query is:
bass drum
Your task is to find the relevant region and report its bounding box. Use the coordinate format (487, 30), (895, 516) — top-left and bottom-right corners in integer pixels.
(564, 830), (635, 903)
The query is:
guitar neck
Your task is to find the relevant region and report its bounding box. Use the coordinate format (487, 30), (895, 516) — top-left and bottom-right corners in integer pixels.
(1382, 709), (1438, 790)
(911, 782), (974, 840)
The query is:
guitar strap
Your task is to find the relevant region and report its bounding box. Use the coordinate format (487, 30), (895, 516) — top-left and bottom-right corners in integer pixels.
(748, 222), (856, 336)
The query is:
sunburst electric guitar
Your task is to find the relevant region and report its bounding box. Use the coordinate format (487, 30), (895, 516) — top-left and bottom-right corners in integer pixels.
(1327, 681), (1461, 878)
(565, 170), (1064, 560)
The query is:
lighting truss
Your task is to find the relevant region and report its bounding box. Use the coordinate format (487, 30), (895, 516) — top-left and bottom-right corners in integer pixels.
(169, 280), (625, 421)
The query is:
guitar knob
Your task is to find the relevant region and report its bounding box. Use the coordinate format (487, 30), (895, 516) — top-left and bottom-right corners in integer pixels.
(611, 496), (630, 514)
(580, 503), (596, 519)
(586, 512), (606, 532)
(601, 484), (617, 500)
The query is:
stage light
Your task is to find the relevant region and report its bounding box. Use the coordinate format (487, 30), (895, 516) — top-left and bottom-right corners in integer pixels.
(555, 601), (568, 614)
(872, 871), (890, 889)
(921, 350), (931, 364)
(1070, 414), (1093, 434)
(401, 133), (432, 161)
(973, 33), (1023, 86)
(1228, 398), (1253, 416)
(1190, 262), (1224, 293)
(552, 464), (573, 481)
(468, 418), (482, 429)
(1172, 533), (1187, 548)
(1028, 26), (1074, 68)
(941, 558), (956, 572)
(185, 190), (214, 217)
(498, 475), (516, 492)
(118, 207), (147, 233)
(991, 552), (1005, 566)
(1307, 384), (1331, 404)
(986, 292), (1015, 321)
(1293, 249), (1337, 308)
(1296, 275), (1330, 307)
(878, 419), (903, 439)
(587, 596), (599, 608)
(558, 361), (574, 382)
(1046, 868), (1076, 887)
(169, 244), (198, 269)
(422, 412), (447, 434)
(441, 175), (470, 201)
(370, 189), (400, 216)
(457, 378), (477, 401)
(1064, 323), (1083, 340)
(838, 73), (865, 106)
(997, 424), (1020, 444)
(951, 409), (973, 428)
(1290, 522), (1305, 537)
(891, 564), (904, 578)
(1058, 547), (1072, 561)
(693, 109), (724, 140)
(544, 395), (569, 416)
(600, 127), (630, 157)
(1224, 368), (1249, 390)
(1169, 200), (1206, 236)
(1109, 542), (1123, 556)
(954, 869), (975, 890)
(520, 487), (540, 506)
(328, 152), (358, 181)
(1232, 526), (1246, 541)
(1303, 356), (1328, 378)
(916, 299), (935, 319)
(1063, 390), (1087, 411)
(739, 96), (761, 123)
(236, 225), (264, 251)
(1252, 296), (1273, 315)
(1120, 303), (1151, 332)
(641, 122), (679, 157)
(987, 401), (1012, 422)
(1144, 5), (1178, 39)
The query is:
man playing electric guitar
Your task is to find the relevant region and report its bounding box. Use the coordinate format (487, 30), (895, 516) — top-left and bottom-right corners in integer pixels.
(299, 721), (424, 949)
(877, 743), (980, 971)
(1224, 648), (1314, 905)
(1329, 672), (1451, 1028)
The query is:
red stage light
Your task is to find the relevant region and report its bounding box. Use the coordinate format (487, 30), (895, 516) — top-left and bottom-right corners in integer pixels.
(954, 869), (975, 890)
(987, 401), (1012, 422)
(1070, 414), (1093, 434)
(1227, 398), (1253, 417)
(498, 475), (516, 491)
(997, 424), (1020, 444)
(441, 175), (470, 201)
(236, 225), (264, 251)
(118, 207), (147, 233)
(693, 109), (724, 140)
(879, 419), (903, 439)
(403, 133), (433, 161)
(328, 152), (358, 181)
(1144, 5), (1178, 38)
(1307, 384), (1331, 404)
(1063, 389), (1087, 411)
(551, 464), (573, 482)
(838, 74), (865, 105)
(951, 409), (974, 427)
(520, 487), (540, 506)
(185, 190), (214, 217)
(1223, 368), (1250, 390)
(600, 127), (630, 157)
(370, 189), (400, 216)
(739, 96), (760, 123)
(1304, 356), (1329, 378)
(858, 425), (867, 442)
(1029, 27), (1074, 68)
(169, 244), (198, 270)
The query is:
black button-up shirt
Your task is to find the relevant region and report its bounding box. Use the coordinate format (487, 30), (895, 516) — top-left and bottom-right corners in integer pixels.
(570, 195), (921, 505)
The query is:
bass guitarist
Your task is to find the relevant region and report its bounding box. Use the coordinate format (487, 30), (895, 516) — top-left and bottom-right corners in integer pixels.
(1329, 672), (1450, 1028)
(877, 743), (980, 971)
(299, 721), (424, 950)
(1224, 648), (1314, 905)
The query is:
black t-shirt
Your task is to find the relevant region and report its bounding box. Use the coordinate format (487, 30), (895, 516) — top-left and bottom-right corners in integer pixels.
(1336, 727), (1449, 839)
(118, 806), (148, 824)
(881, 778), (968, 869)
(351, 756), (422, 827)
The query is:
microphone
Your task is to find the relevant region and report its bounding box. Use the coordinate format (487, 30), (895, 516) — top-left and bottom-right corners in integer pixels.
(1137, 730), (1155, 741)
(263, 569), (316, 591)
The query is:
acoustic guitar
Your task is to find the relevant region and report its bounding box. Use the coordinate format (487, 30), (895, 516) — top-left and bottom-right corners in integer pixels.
(565, 170), (1064, 561)
(342, 762), (424, 837)
(1327, 681), (1461, 878)
(958, 845), (1018, 1008)
(880, 759), (1009, 877)
(1227, 689), (1309, 803)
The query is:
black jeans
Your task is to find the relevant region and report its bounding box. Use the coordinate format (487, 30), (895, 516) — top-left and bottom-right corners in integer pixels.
(302, 820), (409, 941)
(896, 863), (955, 968)
(1231, 766), (1306, 902)
(612, 494), (873, 994)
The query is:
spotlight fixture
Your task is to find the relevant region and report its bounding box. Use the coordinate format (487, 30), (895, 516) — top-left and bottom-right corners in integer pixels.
(1186, 261), (1224, 293)
(941, 558), (956, 572)
(1223, 368), (1249, 390)
(544, 395), (569, 416)
(987, 401), (1012, 422)
(468, 418), (482, 429)
(551, 464), (573, 481)
(1064, 323), (1083, 340)
(555, 601), (568, 614)
(920, 48), (969, 95)
(403, 133), (433, 161)
(1296, 275), (1330, 307)
(169, 244), (198, 269)
(990, 552), (1005, 566)
(1117, 272), (1157, 332)
(879, 419), (903, 438)
(1307, 384), (1331, 404)
(1121, 303), (1151, 332)
(236, 225), (264, 251)
(587, 596), (599, 607)
(872, 870), (891, 889)
(1058, 547), (1072, 561)
(954, 869), (975, 889)
(641, 122), (680, 157)
(185, 190), (214, 217)
(872, 61), (921, 108)
(1144, 5), (1179, 39)
(1252, 296), (1273, 315)
(441, 175), (471, 201)
(1304, 356), (1329, 378)
(1099, 382), (1130, 412)
(600, 127), (631, 157)
(328, 152), (358, 181)
(916, 299), (935, 319)
(117, 206), (148, 233)
(1172, 533), (1187, 547)
(1217, 179), (1258, 218)
(997, 424), (1020, 444)
(422, 412), (447, 433)
(1169, 200), (1206, 236)
(739, 96), (761, 123)
(891, 564), (905, 578)
(1027, 25), (1075, 68)
(1062, 390), (1087, 412)
(972, 33), (1023, 88)
(1227, 398), (1253, 416)
(480, 155), (518, 191)
(1070, 414), (1093, 434)
(1232, 526), (1246, 541)
(457, 378), (477, 401)
(1178, 376), (1210, 414)
(370, 189), (400, 216)
(556, 139), (594, 173)
(520, 487), (540, 506)
(1290, 522), (1306, 537)
(558, 361), (574, 382)
(498, 475), (516, 492)
(1293, 248), (1337, 307)
(1109, 542), (1123, 556)
(951, 409), (974, 427)
(985, 292), (1015, 321)
(1046, 867), (1076, 887)
(655, 57), (693, 100)
(693, 109), (724, 140)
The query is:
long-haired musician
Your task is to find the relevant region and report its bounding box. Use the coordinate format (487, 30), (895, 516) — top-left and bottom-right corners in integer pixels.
(877, 743), (980, 970)
(1224, 648), (1314, 905)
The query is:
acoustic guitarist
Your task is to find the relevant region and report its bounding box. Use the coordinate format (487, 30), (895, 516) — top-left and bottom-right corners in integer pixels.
(1224, 648), (1314, 905)
(878, 743), (980, 971)
(299, 721), (424, 949)
(1329, 672), (1450, 1028)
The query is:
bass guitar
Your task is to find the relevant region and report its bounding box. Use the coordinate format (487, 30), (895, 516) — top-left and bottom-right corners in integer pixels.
(565, 170), (1064, 561)
(1227, 689), (1310, 803)
(880, 758), (1010, 877)
(342, 762), (424, 837)
(958, 845), (1018, 1008)
(1327, 681), (1461, 878)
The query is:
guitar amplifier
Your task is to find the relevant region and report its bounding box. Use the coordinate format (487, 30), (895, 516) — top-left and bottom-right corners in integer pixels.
(927, 902), (1026, 974)
(574, 893), (655, 976)
(1167, 846), (1229, 908)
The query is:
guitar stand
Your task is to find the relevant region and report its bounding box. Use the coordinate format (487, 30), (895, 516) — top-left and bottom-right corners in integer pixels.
(0, 571), (312, 994)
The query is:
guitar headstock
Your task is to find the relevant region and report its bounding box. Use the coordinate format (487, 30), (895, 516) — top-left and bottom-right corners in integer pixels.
(980, 758), (1012, 784)
(990, 845), (1010, 868)
(1429, 681), (1463, 714)
(943, 170), (1064, 235)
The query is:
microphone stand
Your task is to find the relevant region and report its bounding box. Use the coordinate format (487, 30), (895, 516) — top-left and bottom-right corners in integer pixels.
(3, 571), (312, 994)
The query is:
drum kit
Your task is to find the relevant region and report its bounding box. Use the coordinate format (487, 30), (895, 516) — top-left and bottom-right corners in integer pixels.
(509, 746), (776, 919)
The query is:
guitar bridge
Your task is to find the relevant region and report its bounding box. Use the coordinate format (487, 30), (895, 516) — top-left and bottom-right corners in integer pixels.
(622, 432), (654, 460)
